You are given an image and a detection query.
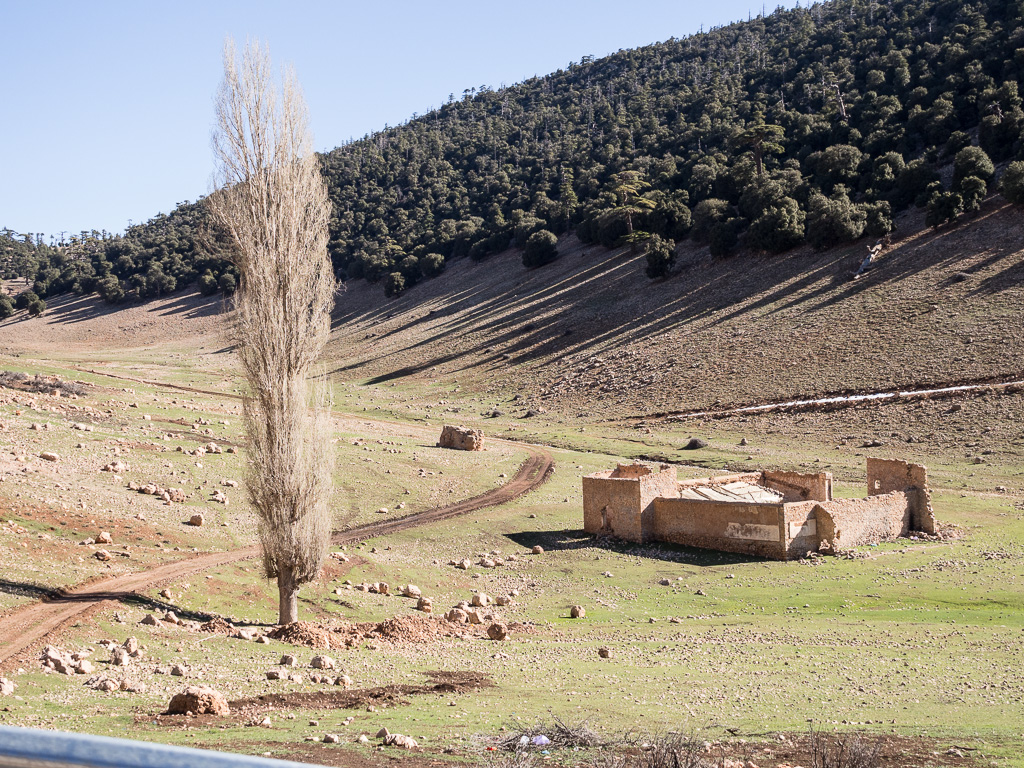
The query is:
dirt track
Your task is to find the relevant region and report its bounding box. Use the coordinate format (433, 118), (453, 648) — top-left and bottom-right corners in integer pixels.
(0, 370), (554, 669)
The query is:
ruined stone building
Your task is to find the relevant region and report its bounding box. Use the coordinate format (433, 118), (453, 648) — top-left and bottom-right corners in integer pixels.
(582, 458), (935, 560)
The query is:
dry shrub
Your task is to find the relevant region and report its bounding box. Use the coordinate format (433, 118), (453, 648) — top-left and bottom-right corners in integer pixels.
(608, 732), (713, 768)
(496, 716), (603, 752)
(808, 727), (881, 768)
(0, 371), (86, 396)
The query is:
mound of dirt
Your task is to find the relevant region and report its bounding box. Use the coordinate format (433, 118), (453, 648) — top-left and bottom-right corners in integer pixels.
(267, 614), (481, 650)
(358, 614), (469, 643)
(199, 617), (236, 635)
(267, 621), (340, 649)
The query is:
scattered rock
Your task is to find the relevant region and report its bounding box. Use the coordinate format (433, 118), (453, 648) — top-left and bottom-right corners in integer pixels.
(487, 623), (508, 641)
(472, 592), (491, 607)
(166, 685), (230, 716)
(402, 584), (422, 598)
(445, 608), (468, 624)
(187, 513), (205, 527)
(684, 438), (708, 450)
(416, 597), (433, 613)
(311, 655), (336, 670)
(0, 678), (15, 696)
(531, 545), (544, 555)
(101, 460), (129, 473)
(383, 733), (418, 749)
(140, 614), (161, 626)
(437, 425), (484, 451)
(280, 654), (297, 667)
(110, 647), (131, 666)
(570, 605), (586, 619)
(598, 647), (612, 659)
(323, 733), (340, 744)
(94, 550), (111, 562)
(38, 451), (60, 462)
(97, 531), (113, 544)
(266, 670), (283, 680)
(170, 664), (186, 677)
(455, 559), (472, 570)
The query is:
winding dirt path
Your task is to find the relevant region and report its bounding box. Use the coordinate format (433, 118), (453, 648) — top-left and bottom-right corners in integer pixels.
(0, 369), (554, 669)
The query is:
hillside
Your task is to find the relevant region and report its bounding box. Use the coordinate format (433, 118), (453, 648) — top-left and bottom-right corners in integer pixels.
(7, 0), (1024, 307)
(4, 195), (1022, 420)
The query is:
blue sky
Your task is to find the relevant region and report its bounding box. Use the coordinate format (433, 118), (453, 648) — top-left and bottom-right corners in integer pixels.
(1, 1), (802, 238)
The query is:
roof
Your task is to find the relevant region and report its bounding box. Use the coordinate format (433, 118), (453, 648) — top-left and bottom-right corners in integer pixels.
(677, 480), (783, 504)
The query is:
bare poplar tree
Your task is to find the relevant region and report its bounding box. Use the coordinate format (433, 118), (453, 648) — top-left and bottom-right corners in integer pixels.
(209, 39), (335, 625)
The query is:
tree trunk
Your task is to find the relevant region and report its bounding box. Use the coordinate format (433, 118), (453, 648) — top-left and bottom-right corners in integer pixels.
(277, 565), (299, 625)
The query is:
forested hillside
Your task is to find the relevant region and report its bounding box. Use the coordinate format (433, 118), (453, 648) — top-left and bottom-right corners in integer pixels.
(6, 0), (1024, 306)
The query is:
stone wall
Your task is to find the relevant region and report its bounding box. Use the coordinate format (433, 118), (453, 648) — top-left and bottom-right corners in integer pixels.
(781, 501), (821, 559)
(814, 491), (913, 552)
(652, 499), (787, 559)
(762, 470), (833, 502)
(866, 457), (935, 534)
(582, 464), (678, 543)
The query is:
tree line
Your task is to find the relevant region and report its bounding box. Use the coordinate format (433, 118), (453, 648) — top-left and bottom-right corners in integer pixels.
(4, 0), (1024, 310)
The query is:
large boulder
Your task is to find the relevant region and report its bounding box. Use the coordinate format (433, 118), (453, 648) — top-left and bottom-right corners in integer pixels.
(166, 685), (230, 716)
(437, 425), (484, 451)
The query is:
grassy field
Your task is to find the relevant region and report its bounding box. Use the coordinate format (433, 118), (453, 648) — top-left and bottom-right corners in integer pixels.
(0, 345), (1022, 766)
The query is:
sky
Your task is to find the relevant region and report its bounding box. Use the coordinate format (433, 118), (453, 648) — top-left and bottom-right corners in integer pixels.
(1, 0), (803, 239)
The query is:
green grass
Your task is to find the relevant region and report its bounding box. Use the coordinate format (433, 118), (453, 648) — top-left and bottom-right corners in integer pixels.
(2, 353), (1023, 765)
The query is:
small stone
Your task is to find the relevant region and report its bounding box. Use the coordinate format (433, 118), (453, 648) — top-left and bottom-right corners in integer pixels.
(141, 613), (161, 626)
(280, 654), (297, 667)
(97, 531), (112, 544)
(531, 545), (543, 554)
(417, 597), (433, 613)
(456, 558), (472, 570)
(658, 578), (671, 586)
(170, 664), (186, 677)
(266, 669), (282, 680)
(376, 727), (391, 738)
(311, 655), (336, 670)
(336, 675), (353, 687)
(0, 678), (15, 696)
(598, 647), (611, 658)
(187, 513), (204, 527)
(95, 550), (111, 562)
(487, 623), (508, 641)
(39, 451), (60, 462)
(471, 592), (490, 607)
(570, 605), (586, 619)
(323, 733), (340, 744)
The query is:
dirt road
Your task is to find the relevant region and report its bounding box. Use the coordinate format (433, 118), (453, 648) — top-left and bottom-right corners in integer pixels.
(0, 369), (554, 669)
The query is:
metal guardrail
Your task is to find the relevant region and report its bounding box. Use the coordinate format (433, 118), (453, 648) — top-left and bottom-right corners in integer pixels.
(0, 725), (328, 768)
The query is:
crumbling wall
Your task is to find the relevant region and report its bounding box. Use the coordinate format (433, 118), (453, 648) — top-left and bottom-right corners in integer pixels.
(677, 472), (761, 489)
(781, 501), (821, 559)
(652, 499), (786, 559)
(814, 492), (912, 552)
(866, 457), (935, 534)
(637, 465), (679, 542)
(582, 464), (677, 543)
(762, 470), (833, 502)
(582, 471), (641, 541)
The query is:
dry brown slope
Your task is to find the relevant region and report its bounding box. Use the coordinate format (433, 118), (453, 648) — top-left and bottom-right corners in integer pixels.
(1, 199), (1021, 417)
(324, 199), (1024, 415)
